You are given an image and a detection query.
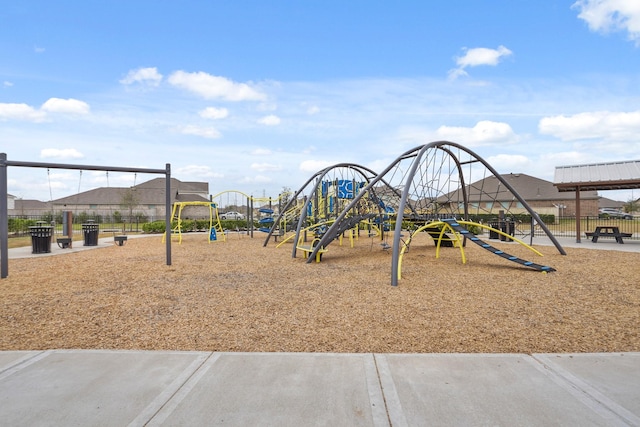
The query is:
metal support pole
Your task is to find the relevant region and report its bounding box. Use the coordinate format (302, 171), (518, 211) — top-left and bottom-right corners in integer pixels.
(165, 164), (172, 266)
(1, 153), (8, 278)
(575, 187), (582, 243)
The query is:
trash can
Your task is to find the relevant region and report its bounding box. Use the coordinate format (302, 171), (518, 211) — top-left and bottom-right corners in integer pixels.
(500, 221), (515, 241)
(82, 221), (99, 246)
(488, 221), (500, 239)
(29, 226), (53, 254)
(506, 221), (515, 241)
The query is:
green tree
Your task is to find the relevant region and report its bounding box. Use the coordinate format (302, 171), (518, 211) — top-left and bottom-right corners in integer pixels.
(623, 197), (639, 214)
(120, 188), (140, 224)
(280, 186), (293, 207)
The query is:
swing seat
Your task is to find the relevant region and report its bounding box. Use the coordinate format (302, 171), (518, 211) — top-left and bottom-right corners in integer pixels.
(114, 235), (128, 246)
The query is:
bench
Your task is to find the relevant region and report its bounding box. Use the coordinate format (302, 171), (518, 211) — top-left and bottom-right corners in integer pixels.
(586, 226), (632, 244)
(114, 235), (128, 246)
(56, 237), (72, 249)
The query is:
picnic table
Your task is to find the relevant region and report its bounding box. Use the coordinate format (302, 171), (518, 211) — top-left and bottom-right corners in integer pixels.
(585, 226), (632, 244)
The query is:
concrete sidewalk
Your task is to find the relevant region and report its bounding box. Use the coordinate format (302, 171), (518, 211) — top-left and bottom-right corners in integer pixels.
(0, 350), (638, 426)
(6, 234), (153, 260)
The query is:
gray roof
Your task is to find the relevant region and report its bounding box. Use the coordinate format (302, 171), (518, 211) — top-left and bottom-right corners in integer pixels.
(598, 197), (625, 209)
(134, 178), (208, 194)
(554, 160), (640, 192)
(51, 178), (209, 205)
(439, 173), (598, 203)
(14, 199), (49, 210)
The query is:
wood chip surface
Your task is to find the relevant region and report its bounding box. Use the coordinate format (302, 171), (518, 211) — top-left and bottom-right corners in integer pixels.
(1, 232), (638, 353)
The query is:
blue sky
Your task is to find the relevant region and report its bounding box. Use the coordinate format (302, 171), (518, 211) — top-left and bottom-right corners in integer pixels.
(2, 0), (640, 202)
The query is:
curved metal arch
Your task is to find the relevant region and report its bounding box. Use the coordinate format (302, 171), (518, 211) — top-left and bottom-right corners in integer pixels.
(261, 170), (322, 247)
(261, 163), (382, 248)
(211, 189), (252, 201)
(389, 140), (565, 285)
(290, 163), (382, 259)
(309, 150), (430, 260)
(306, 141), (565, 286)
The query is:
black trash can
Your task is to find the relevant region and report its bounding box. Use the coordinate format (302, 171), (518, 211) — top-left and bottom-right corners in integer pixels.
(488, 221), (500, 239)
(29, 226), (53, 254)
(506, 221), (515, 241)
(82, 222), (99, 246)
(499, 220), (515, 241)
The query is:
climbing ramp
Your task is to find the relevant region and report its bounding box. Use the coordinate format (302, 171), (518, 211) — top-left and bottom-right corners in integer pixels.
(440, 218), (555, 272)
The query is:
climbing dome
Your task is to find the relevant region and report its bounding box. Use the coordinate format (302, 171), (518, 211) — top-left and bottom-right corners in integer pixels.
(302, 141), (565, 285)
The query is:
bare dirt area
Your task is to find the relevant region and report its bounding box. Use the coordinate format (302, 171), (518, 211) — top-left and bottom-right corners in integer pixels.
(1, 232), (639, 353)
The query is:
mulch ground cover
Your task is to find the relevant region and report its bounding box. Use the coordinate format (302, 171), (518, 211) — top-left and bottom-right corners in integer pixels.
(1, 232), (638, 353)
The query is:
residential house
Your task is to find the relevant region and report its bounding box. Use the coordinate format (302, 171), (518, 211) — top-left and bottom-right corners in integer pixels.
(437, 173), (600, 217)
(9, 178), (210, 221)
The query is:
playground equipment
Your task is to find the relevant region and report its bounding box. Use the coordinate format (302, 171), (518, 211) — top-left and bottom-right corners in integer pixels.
(284, 142), (565, 285)
(0, 153), (172, 279)
(163, 201), (225, 244)
(257, 207), (275, 232)
(261, 163), (396, 260)
(396, 218), (555, 281)
(211, 190), (290, 238)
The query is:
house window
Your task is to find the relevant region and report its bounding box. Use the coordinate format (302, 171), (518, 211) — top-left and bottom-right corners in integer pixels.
(90, 204), (98, 209)
(148, 205), (155, 209)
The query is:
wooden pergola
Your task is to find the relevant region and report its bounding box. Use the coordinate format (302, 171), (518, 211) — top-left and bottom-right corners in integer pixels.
(554, 160), (640, 243)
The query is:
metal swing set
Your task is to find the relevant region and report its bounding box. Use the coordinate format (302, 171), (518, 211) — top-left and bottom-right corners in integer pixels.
(0, 153), (172, 279)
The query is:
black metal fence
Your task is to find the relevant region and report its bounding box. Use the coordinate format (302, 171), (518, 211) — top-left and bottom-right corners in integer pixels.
(517, 216), (639, 240)
(7, 214), (639, 240)
(7, 214), (156, 237)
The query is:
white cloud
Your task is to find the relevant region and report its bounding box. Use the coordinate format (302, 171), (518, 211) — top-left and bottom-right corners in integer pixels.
(0, 103), (47, 122)
(120, 67), (163, 86)
(449, 45), (513, 79)
(456, 45), (513, 67)
(240, 174), (272, 184)
(486, 154), (530, 171)
(250, 162), (282, 172)
(573, 0), (640, 44)
(251, 148), (272, 156)
(257, 102), (278, 112)
(538, 110), (640, 141)
(175, 164), (224, 178)
(306, 105), (320, 115)
(179, 125), (222, 139)
(168, 70), (266, 101)
(3, 81), (13, 87)
(435, 121), (518, 146)
(299, 159), (335, 172)
(199, 107), (229, 120)
(41, 98), (90, 115)
(257, 114), (281, 126)
(539, 151), (591, 167)
(34, 46), (45, 53)
(40, 148), (84, 159)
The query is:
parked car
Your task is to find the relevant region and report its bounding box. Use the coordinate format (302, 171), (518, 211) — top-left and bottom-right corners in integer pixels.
(598, 208), (633, 220)
(220, 211), (245, 220)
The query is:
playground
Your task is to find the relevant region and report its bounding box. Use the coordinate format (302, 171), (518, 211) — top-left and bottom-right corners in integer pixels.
(1, 232), (638, 353)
